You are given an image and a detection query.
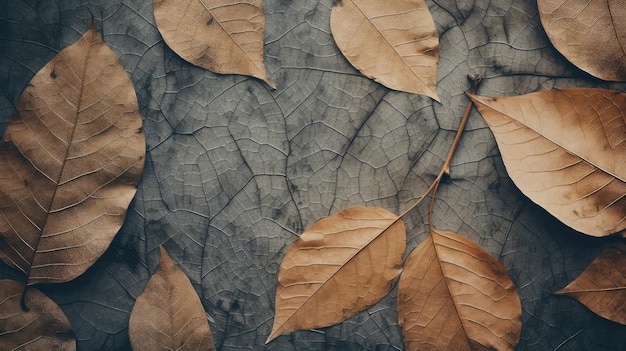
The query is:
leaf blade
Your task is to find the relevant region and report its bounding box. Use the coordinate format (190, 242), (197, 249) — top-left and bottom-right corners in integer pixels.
(469, 88), (626, 236)
(555, 243), (626, 324)
(397, 229), (522, 350)
(330, 0), (439, 100)
(129, 246), (216, 351)
(154, 0), (275, 88)
(0, 23), (145, 284)
(267, 206), (406, 342)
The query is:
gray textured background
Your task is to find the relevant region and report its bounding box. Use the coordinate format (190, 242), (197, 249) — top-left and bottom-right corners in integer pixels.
(1, 0), (626, 349)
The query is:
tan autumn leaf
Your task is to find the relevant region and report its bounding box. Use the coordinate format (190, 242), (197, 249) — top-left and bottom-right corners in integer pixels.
(555, 243), (626, 324)
(330, 0), (439, 100)
(266, 206), (406, 343)
(538, 0), (626, 81)
(0, 279), (76, 350)
(469, 88), (626, 237)
(153, 0), (275, 88)
(0, 22), (145, 284)
(129, 246), (215, 351)
(397, 229), (522, 350)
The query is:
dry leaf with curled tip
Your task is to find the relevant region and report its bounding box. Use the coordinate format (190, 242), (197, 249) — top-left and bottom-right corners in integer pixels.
(129, 246), (215, 351)
(266, 207), (406, 343)
(397, 229), (522, 350)
(469, 88), (626, 237)
(0, 22), (145, 285)
(330, 0), (439, 100)
(154, 0), (275, 88)
(0, 279), (75, 350)
(538, 0), (626, 81)
(555, 243), (626, 325)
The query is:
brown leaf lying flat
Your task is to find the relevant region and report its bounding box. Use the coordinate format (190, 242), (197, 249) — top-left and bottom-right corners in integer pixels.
(154, 0), (275, 88)
(538, 0), (626, 81)
(397, 229), (522, 350)
(0, 23), (145, 284)
(330, 0), (439, 100)
(267, 207), (406, 342)
(555, 243), (626, 325)
(129, 246), (216, 351)
(0, 279), (75, 350)
(469, 88), (626, 237)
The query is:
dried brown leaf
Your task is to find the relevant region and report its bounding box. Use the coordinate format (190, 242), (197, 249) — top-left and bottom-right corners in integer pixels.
(129, 246), (215, 351)
(397, 229), (522, 350)
(0, 22), (145, 284)
(555, 243), (626, 324)
(0, 279), (75, 350)
(469, 88), (626, 237)
(538, 0), (626, 81)
(267, 207), (406, 342)
(330, 0), (439, 100)
(154, 0), (275, 88)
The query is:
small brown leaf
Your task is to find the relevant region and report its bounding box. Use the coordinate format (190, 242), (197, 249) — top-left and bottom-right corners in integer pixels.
(0, 22), (145, 284)
(129, 246), (215, 351)
(555, 243), (626, 324)
(0, 279), (75, 350)
(397, 229), (522, 350)
(330, 0), (439, 100)
(267, 207), (406, 342)
(154, 0), (275, 88)
(469, 88), (626, 237)
(538, 0), (626, 81)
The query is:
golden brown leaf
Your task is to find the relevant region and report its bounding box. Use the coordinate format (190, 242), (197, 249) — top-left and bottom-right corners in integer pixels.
(267, 207), (406, 342)
(154, 0), (275, 88)
(397, 229), (522, 350)
(555, 243), (626, 324)
(469, 88), (626, 237)
(0, 279), (75, 350)
(330, 0), (439, 100)
(0, 22), (145, 284)
(129, 246), (215, 351)
(538, 0), (626, 81)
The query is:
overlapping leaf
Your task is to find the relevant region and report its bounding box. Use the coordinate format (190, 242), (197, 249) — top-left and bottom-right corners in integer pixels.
(154, 0), (275, 88)
(555, 243), (626, 324)
(469, 88), (626, 237)
(397, 229), (522, 350)
(267, 207), (406, 342)
(129, 246), (215, 351)
(0, 279), (75, 350)
(0, 23), (145, 285)
(538, 0), (626, 81)
(330, 0), (439, 100)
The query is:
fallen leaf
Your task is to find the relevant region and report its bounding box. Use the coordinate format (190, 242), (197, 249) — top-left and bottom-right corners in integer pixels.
(469, 88), (626, 237)
(154, 0), (275, 88)
(555, 243), (626, 325)
(0, 22), (145, 284)
(129, 246), (215, 351)
(330, 0), (439, 100)
(267, 207), (406, 342)
(397, 229), (522, 350)
(538, 0), (626, 81)
(0, 279), (75, 350)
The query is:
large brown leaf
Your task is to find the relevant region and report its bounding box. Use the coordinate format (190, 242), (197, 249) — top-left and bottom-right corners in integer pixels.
(267, 207), (406, 342)
(0, 279), (75, 350)
(538, 0), (626, 81)
(469, 88), (626, 237)
(555, 243), (626, 324)
(330, 0), (439, 100)
(154, 0), (275, 88)
(397, 229), (522, 350)
(0, 22), (145, 284)
(129, 246), (215, 351)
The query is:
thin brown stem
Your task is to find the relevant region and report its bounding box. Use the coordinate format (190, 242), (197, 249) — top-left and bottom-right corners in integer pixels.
(398, 75), (482, 223)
